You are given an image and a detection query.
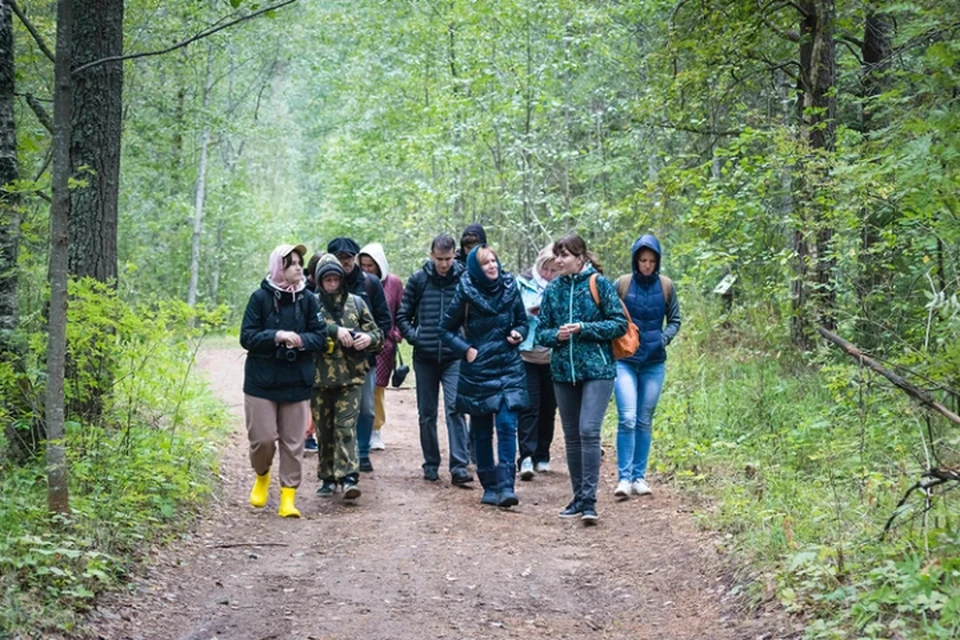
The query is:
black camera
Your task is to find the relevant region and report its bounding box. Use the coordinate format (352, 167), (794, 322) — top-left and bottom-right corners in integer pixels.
(276, 346), (298, 362)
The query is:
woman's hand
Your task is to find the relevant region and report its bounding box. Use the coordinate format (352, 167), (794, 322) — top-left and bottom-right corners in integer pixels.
(557, 323), (581, 342)
(465, 347), (478, 363)
(506, 330), (523, 345)
(352, 332), (372, 350)
(337, 327), (354, 348)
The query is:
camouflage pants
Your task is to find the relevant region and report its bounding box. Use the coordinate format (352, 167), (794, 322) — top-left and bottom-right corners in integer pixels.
(312, 384), (361, 482)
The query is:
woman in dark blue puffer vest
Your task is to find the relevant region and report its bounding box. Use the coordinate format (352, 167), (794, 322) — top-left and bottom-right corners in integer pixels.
(613, 234), (681, 501)
(441, 245), (529, 508)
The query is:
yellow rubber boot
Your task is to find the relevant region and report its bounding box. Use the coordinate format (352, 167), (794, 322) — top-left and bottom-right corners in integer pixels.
(249, 471), (270, 508)
(278, 487), (300, 518)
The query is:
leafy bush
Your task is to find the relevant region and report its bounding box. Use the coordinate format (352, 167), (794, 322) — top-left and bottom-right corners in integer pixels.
(0, 279), (230, 636)
(616, 293), (960, 639)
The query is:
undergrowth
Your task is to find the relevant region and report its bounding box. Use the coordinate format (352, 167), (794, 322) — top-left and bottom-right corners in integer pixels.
(611, 293), (960, 639)
(0, 279), (230, 637)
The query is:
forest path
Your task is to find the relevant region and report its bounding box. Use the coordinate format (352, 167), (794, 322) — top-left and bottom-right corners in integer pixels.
(83, 347), (790, 640)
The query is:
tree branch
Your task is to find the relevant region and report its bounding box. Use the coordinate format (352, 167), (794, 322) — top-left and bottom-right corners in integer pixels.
(24, 93), (54, 134)
(9, 0), (56, 64)
(818, 326), (960, 426)
(71, 0), (299, 76)
(756, 0), (801, 42)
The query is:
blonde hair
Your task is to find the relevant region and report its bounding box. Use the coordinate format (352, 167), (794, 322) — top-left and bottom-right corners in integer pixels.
(475, 245), (498, 264)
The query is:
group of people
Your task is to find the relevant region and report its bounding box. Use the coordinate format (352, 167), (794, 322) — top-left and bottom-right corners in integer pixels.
(240, 225), (681, 525)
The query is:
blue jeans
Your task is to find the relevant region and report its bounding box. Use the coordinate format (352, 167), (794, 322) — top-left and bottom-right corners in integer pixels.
(356, 367), (376, 460)
(554, 379), (615, 508)
(471, 400), (518, 490)
(614, 360), (666, 481)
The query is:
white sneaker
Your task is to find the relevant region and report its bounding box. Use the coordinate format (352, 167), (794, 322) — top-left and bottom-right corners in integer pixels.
(614, 479), (632, 500)
(369, 430), (385, 451)
(519, 457), (535, 481)
(534, 461), (551, 473)
(632, 479), (652, 496)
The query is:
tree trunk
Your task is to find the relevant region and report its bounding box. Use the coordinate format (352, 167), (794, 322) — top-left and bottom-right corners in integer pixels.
(0, 1), (19, 347)
(855, 6), (893, 347)
(188, 46), (214, 308)
(47, 0), (75, 516)
(68, 0), (123, 283)
(791, 0), (837, 349)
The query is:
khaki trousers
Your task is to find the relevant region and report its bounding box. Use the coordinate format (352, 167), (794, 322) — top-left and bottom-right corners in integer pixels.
(373, 385), (387, 431)
(244, 395), (309, 489)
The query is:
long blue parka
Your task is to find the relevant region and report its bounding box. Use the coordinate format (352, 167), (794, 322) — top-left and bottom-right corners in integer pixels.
(440, 248), (530, 416)
(617, 235), (681, 366)
(535, 265), (628, 383)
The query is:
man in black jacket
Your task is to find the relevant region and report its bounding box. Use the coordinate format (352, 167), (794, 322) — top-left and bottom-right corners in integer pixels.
(328, 237), (393, 473)
(396, 234), (472, 485)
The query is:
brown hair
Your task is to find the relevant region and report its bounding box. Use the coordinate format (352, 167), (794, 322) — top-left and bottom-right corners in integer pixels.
(552, 234), (603, 274)
(306, 252), (324, 280)
(475, 245), (498, 265)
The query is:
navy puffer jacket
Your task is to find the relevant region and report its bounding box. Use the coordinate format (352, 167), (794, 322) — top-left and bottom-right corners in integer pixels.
(440, 269), (529, 416)
(618, 234), (681, 366)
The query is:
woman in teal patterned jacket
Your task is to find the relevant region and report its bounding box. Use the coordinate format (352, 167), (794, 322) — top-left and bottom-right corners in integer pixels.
(536, 234), (627, 524)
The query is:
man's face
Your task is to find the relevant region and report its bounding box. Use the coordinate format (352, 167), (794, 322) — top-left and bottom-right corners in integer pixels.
(336, 252), (357, 274)
(359, 255), (380, 277)
(431, 249), (456, 276)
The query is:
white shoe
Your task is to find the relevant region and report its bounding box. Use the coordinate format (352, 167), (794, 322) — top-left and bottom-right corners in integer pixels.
(369, 430), (385, 451)
(519, 457), (535, 481)
(632, 479), (652, 496)
(534, 461), (551, 473)
(614, 479), (632, 500)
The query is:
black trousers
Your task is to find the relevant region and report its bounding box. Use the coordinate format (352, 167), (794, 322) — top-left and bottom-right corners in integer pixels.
(516, 361), (557, 464)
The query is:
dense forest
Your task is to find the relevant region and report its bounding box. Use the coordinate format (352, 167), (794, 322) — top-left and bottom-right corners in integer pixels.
(1, 0), (958, 637)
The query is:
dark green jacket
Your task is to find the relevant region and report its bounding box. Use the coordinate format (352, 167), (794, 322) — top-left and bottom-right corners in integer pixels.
(535, 266), (627, 383)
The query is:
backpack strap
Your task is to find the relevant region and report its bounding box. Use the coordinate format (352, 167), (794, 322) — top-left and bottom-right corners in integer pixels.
(615, 275), (630, 299)
(588, 274), (600, 307)
(659, 275), (674, 309)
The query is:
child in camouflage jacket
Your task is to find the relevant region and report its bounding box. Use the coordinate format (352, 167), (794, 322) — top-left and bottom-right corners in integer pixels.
(311, 254), (384, 500)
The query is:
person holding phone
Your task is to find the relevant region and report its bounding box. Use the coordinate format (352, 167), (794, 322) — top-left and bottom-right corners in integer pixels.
(516, 244), (560, 479)
(440, 245), (529, 508)
(536, 234), (627, 525)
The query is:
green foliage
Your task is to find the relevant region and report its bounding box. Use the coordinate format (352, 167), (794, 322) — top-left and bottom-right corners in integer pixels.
(0, 279), (230, 636)
(634, 294), (960, 639)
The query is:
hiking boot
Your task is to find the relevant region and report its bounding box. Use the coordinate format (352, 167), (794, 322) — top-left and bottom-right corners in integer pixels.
(614, 479), (632, 500)
(558, 501), (582, 519)
(423, 468), (439, 482)
(632, 478), (652, 496)
(581, 506), (598, 525)
(519, 457), (535, 481)
(359, 457), (374, 473)
(451, 469), (474, 486)
(369, 430), (385, 451)
(316, 479), (337, 497)
(341, 479), (361, 501)
(478, 469), (498, 505)
(534, 461), (551, 473)
(303, 436), (318, 453)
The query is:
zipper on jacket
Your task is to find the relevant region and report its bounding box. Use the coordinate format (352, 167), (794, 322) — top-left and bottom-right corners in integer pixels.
(598, 343), (608, 365)
(568, 278), (576, 383)
(437, 289), (445, 364)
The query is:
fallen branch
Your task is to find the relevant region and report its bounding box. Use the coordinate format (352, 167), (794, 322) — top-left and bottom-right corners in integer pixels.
(882, 467), (960, 540)
(817, 326), (960, 426)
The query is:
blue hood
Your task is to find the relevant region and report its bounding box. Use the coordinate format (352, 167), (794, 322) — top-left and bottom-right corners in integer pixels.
(631, 234), (662, 275)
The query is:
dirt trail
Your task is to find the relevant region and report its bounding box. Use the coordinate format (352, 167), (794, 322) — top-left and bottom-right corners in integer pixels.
(83, 347), (791, 640)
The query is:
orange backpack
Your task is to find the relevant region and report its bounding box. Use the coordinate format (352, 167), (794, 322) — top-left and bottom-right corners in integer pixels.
(588, 274), (640, 360)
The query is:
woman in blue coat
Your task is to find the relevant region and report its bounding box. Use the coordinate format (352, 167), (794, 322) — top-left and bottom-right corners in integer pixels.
(441, 245), (529, 507)
(613, 234), (681, 500)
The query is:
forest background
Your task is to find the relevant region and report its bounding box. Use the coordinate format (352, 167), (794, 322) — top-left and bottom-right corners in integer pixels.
(1, 0), (959, 638)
